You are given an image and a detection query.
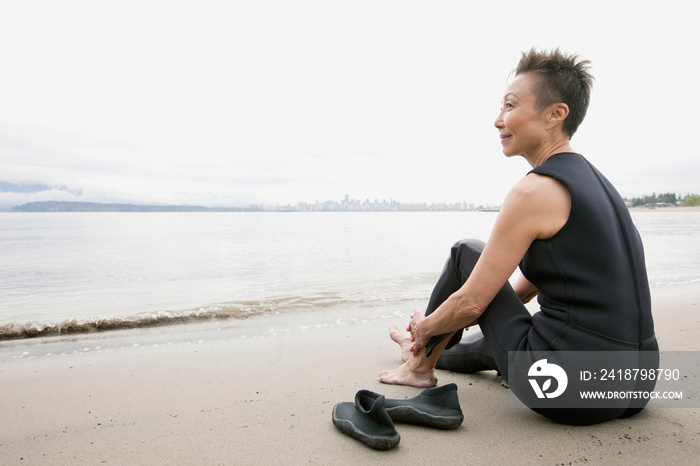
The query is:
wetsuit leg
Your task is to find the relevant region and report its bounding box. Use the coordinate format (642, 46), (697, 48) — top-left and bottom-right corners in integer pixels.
(435, 331), (497, 373)
(425, 239), (534, 375)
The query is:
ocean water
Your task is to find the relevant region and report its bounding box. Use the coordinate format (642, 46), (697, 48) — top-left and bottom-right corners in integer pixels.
(1, 211), (698, 340)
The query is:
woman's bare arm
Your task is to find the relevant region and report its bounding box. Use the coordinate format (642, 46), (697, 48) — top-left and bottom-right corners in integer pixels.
(408, 173), (569, 351)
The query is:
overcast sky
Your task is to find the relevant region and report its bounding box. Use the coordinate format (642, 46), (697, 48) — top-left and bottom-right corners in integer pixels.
(1, 1), (697, 208)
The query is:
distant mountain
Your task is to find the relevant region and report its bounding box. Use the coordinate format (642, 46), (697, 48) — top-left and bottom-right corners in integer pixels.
(10, 201), (248, 212)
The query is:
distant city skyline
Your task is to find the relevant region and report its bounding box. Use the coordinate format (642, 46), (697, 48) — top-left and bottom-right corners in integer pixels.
(255, 193), (499, 212)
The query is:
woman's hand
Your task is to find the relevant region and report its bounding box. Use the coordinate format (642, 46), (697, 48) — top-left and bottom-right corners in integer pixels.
(407, 309), (430, 353)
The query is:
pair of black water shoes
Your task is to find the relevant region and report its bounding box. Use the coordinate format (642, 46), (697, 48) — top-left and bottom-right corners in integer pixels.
(331, 383), (464, 450)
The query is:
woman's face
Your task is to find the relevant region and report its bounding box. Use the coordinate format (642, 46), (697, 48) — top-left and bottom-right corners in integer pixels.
(494, 73), (549, 159)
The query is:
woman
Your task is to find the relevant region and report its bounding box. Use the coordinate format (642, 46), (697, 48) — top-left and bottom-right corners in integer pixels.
(379, 48), (658, 426)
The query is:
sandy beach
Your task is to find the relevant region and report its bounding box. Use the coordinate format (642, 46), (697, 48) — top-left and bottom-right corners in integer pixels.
(1, 283), (699, 465)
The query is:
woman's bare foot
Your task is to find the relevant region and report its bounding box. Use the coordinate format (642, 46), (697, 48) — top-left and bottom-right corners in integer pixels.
(379, 355), (438, 388)
(389, 324), (413, 363)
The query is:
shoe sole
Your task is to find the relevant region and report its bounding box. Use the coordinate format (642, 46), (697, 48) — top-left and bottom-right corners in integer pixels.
(332, 404), (401, 450)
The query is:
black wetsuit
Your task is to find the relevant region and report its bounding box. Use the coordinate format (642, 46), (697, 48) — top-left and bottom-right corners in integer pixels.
(426, 153), (658, 425)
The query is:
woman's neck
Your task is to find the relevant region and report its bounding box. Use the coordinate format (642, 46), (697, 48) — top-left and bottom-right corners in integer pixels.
(524, 140), (573, 168)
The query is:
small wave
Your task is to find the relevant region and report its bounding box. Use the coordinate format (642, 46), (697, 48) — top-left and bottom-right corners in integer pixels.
(651, 278), (700, 287)
(0, 308), (244, 341)
(0, 294), (420, 341)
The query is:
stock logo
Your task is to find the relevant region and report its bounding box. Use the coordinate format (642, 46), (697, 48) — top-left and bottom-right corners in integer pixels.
(528, 359), (568, 399)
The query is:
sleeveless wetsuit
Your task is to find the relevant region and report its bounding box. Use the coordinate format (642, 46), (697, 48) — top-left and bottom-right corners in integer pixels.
(522, 152), (656, 352)
(425, 153), (658, 425)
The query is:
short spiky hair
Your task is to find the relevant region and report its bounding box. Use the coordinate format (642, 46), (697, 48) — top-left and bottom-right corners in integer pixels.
(516, 48), (594, 138)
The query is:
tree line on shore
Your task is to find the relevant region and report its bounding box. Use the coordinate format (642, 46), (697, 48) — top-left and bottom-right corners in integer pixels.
(627, 193), (700, 207)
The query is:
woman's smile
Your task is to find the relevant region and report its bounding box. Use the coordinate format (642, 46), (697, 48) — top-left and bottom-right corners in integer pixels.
(499, 133), (512, 143)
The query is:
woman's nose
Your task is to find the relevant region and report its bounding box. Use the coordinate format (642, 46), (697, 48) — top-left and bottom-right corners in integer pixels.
(494, 112), (504, 129)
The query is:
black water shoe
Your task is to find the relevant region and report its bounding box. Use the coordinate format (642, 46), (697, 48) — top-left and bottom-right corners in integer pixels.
(384, 383), (464, 429)
(332, 390), (400, 450)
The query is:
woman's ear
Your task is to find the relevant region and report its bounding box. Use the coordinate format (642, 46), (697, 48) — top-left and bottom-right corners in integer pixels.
(546, 103), (569, 130)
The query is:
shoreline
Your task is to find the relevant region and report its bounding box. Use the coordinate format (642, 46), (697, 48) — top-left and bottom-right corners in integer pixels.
(1, 284), (699, 463)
